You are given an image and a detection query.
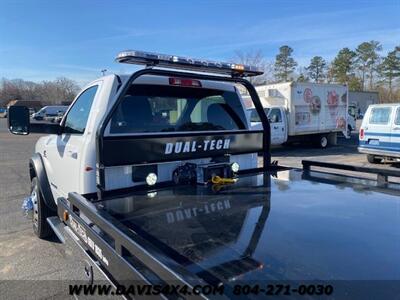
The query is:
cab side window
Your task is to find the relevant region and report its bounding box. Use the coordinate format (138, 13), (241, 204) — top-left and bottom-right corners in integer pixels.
(269, 108), (282, 123)
(395, 108), (400, 125)
(64, 85), (98, 134)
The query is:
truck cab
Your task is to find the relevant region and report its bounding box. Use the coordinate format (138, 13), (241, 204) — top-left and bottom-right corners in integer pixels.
(8, 50), (269, 218)
(247, 106), (287, 145)
(32, 74), (264, 201)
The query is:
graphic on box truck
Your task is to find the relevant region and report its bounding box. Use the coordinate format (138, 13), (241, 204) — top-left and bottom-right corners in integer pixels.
(294, 86), (347, 131)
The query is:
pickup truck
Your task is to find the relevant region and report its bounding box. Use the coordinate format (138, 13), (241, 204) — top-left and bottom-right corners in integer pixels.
(8, 50), (400, 299)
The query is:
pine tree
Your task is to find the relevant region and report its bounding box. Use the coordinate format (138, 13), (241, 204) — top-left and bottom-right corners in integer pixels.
(330, 48), (357, 85)
(355, 41), (382, 90)
(274, 45), (297, 82)
(297, 73), (309, 82)
(306, 56), (326, 83)
(378, 48), (400, 101)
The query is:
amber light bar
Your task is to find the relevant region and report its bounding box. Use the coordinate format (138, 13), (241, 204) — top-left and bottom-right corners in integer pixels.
(116, 50), (264, 77)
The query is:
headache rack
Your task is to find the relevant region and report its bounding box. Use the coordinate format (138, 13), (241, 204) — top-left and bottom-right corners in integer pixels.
(94, 51), (272, 199)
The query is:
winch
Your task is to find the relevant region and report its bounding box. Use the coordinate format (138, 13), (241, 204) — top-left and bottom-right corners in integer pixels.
(172, 161), (239, 185)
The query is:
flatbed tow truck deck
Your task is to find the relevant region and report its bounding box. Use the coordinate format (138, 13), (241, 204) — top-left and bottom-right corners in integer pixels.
(53, 163), (400, 299)
(98, 168), (400, 281)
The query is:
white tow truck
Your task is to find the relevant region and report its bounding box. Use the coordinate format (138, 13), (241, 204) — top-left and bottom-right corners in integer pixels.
(7, 51), (400, 299)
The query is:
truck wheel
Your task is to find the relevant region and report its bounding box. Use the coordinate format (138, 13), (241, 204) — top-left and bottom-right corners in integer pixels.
(318, 135), (328, 148)
(31, 177), (53, 239)
(367, 154), (381, 164)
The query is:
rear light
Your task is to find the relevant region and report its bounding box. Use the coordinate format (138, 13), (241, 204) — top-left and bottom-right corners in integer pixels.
(360, 128), (364, 140)
(169, 77), (202, 88)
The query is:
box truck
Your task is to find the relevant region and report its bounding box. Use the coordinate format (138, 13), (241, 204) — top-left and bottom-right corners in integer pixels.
(245, 82), (349, 148)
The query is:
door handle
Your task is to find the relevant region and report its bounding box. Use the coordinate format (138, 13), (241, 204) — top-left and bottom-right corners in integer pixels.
(273, 126), (278, 129)
(393, 127), (400, 130)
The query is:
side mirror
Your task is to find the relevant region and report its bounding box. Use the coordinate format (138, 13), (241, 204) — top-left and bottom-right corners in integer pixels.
(8, 106), (30, 135)
(7, 105), (62, 135)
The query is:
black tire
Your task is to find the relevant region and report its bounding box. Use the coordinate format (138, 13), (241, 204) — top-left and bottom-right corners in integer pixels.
(31, 177), (54, 239)
(316, 135), (328, 149)
(367, 154), (381, 164)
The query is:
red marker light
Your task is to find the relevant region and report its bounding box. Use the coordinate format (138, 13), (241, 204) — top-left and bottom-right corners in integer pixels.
(85, 166), (93, 172)
(169, 77), (202, 87)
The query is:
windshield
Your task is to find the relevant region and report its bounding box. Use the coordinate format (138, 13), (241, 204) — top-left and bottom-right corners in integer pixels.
(109, 84), (247, 134)
(249, 108), (270, 123)
(348, 106), (356, 118)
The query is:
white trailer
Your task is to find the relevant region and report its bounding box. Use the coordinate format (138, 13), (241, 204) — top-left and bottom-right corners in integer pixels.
(245, 82), (349, 148)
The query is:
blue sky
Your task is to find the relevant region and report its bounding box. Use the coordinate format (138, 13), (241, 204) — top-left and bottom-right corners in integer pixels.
(0, 0), (399, 85)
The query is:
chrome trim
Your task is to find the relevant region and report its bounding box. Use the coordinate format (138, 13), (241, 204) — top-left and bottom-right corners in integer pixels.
(358, 147), (400, 158)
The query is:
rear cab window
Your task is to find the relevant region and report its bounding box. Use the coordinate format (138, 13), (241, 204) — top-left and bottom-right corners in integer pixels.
(369, 107), (392, 125)
(108, 84), (247, 134)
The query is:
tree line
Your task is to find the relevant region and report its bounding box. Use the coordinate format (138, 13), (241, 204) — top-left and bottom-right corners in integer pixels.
(0, 77), (80, 107)
(236, 42), (400, 102)
(1, 41), (399, 107)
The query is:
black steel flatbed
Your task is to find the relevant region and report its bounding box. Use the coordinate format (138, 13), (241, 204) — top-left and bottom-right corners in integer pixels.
(53, 164), (400, 299)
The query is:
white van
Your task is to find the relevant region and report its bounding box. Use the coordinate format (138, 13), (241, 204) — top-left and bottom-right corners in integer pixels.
(358, 103), (400, 163)
(32, 105), (68, 121)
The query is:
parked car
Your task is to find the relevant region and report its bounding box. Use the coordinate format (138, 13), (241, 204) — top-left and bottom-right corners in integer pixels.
(29, 108), (36, 116)
(31, 105), (68, 121)
(358, 103), (400, 163)
(0, 107), (7, 118)
(50, 111), (65, 123)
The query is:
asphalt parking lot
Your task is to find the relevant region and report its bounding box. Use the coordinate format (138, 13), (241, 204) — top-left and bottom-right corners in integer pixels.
(0, 119), (102, 298)
(0, 118), (399, 297)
